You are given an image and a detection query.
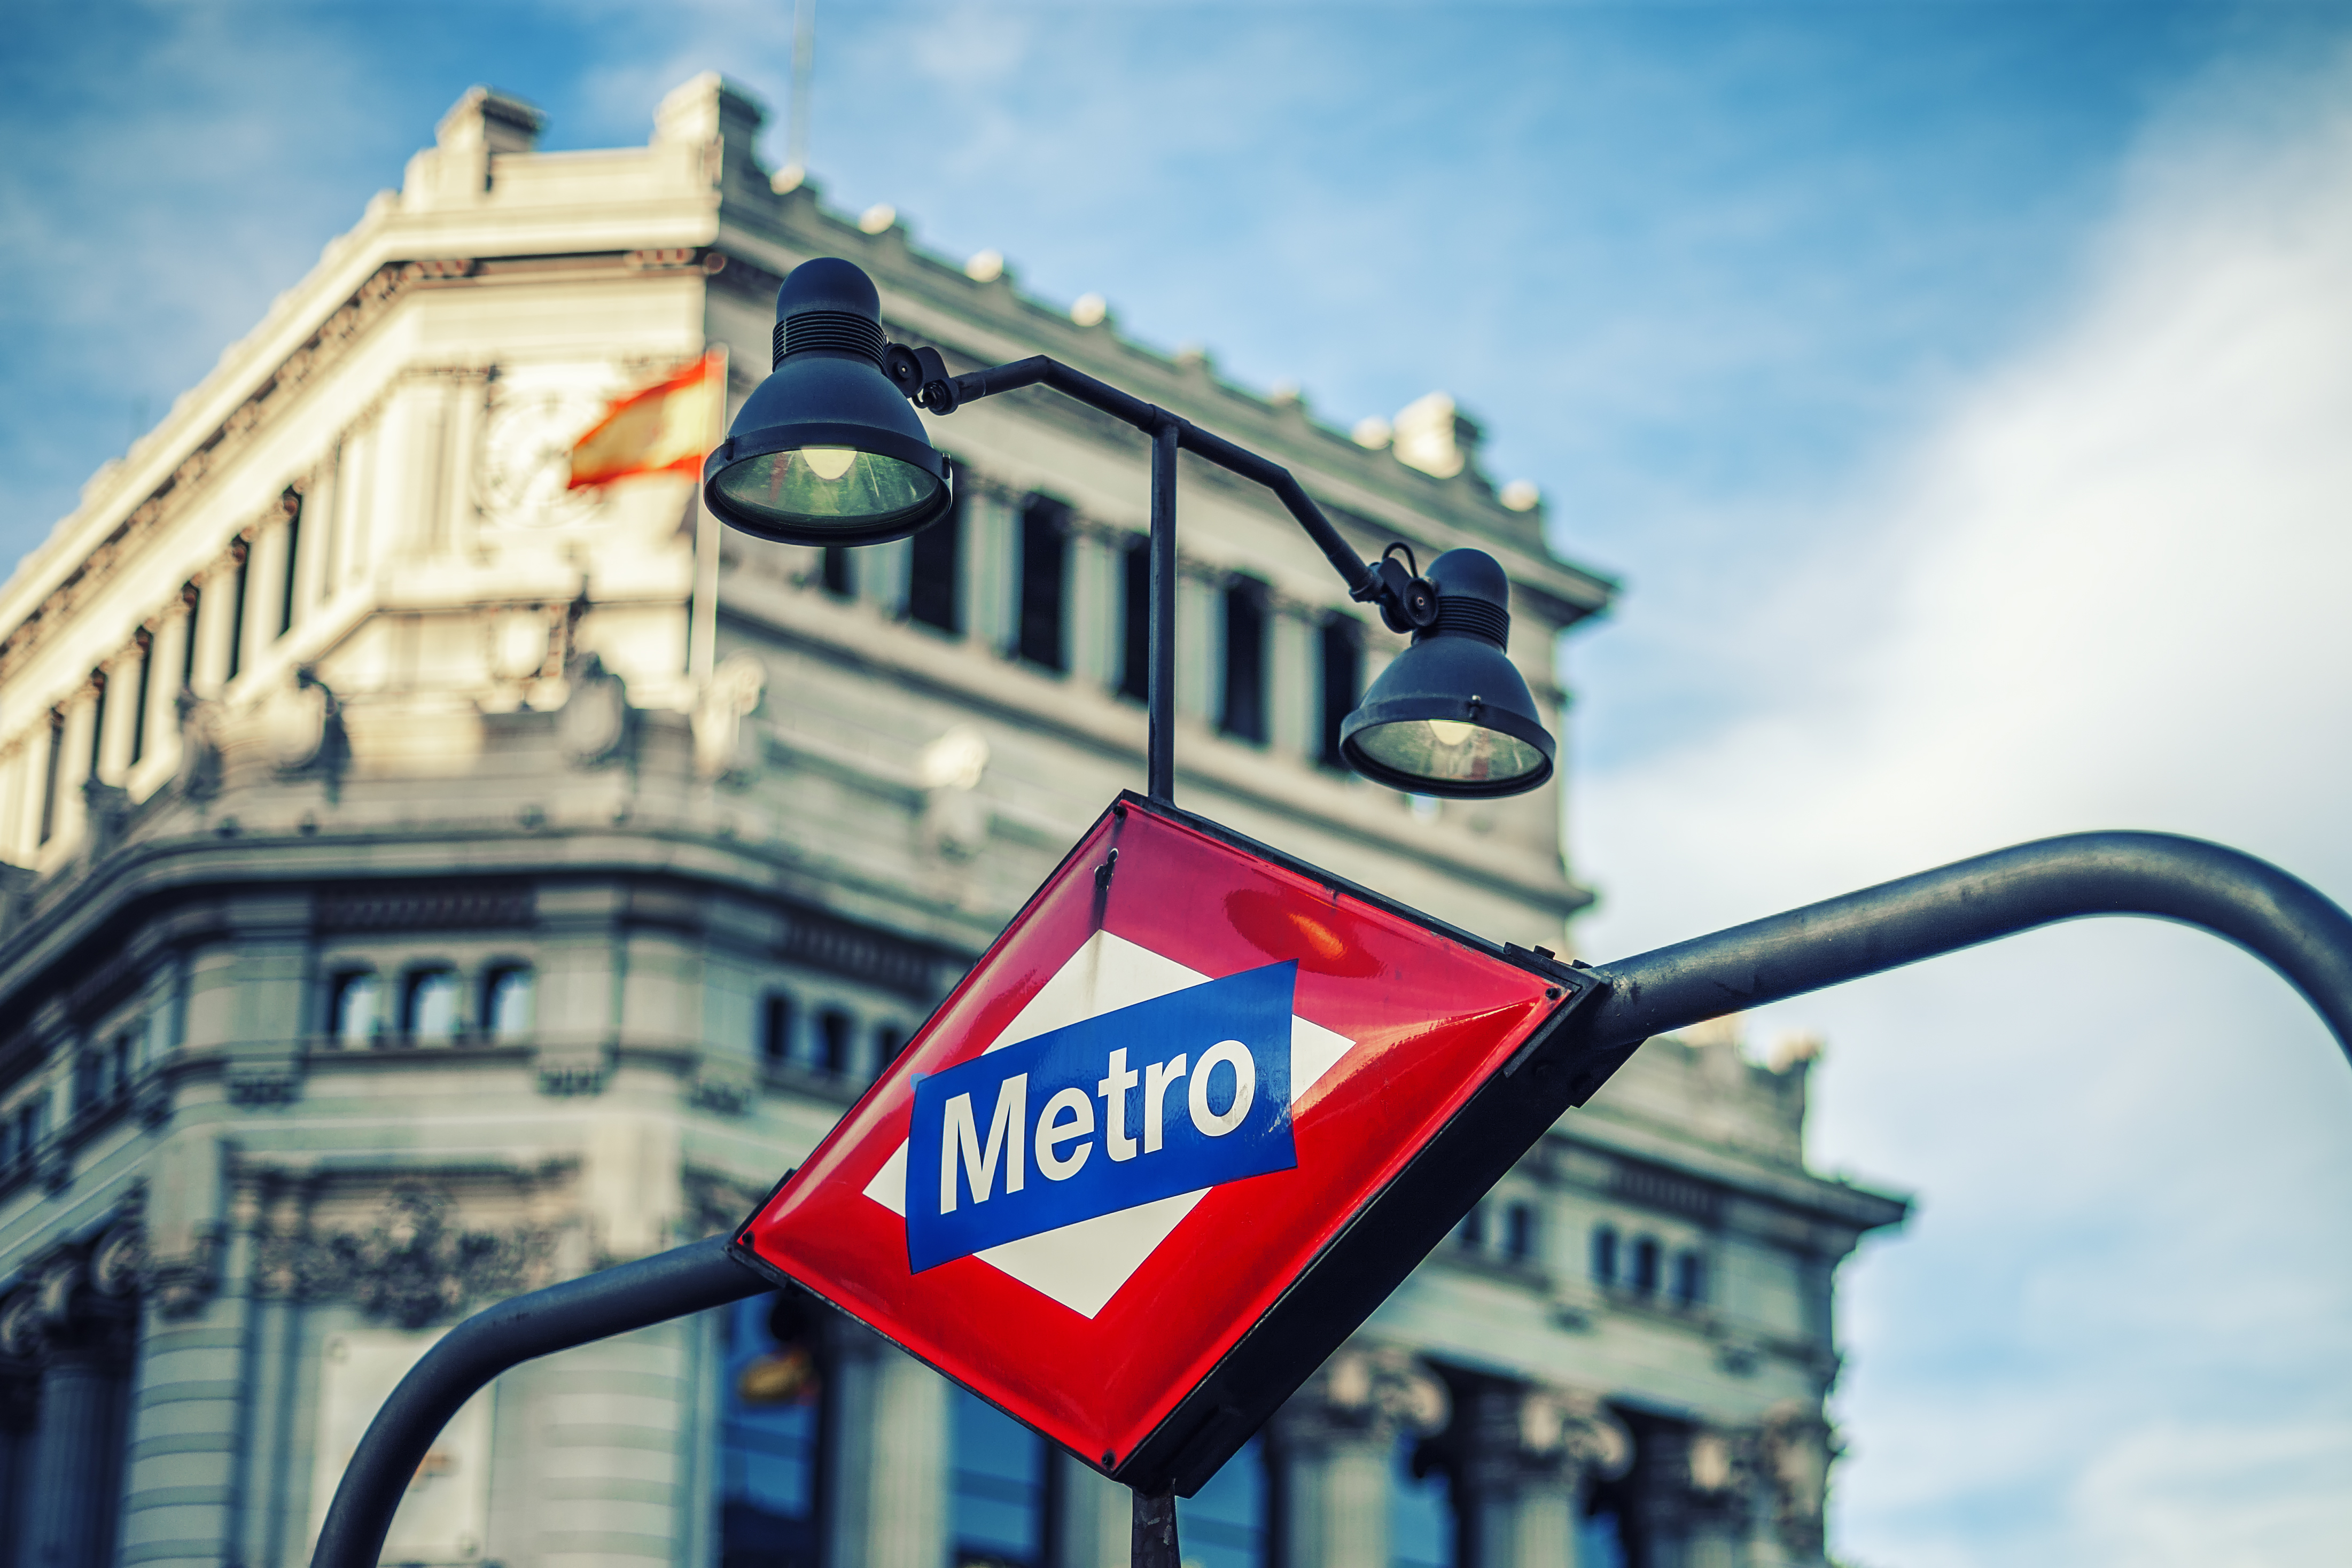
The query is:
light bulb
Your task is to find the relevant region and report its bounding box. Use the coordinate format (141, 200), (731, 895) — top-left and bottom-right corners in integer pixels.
(800, 447), (857, 481)
(1426, 720), (1475, 748)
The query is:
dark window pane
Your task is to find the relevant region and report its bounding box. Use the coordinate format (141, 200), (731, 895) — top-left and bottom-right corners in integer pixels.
(721, 1292), (825, 1568)
(1119, 537), (1150, 702)
(130, 635), (153, 766)
(1220, 579), (1268, 744)
(1318, 618), (1361, 769)
(820, 547), (853, 599)
(1631, 1236), (1661, 1296)
(951, 1384), (1046, 1568)
(1016, 497), (1069, 672)
(38, 713), (62, 845)
(87, 678), (107, 781)
(279, 497), (304, 635)
(181, 588), (202, 688)
(1390, 1431), (1453, 1568)
(1503, 1203), (1536, 1264)
(1457, 1205), (1485, 1252)
(762, 994), (794, 1067)
(875, 1026), (905, 1066)
(909, 482), (963, 633)
(228, 549), (250, 681)
(1592, 1225), (1618, 1286)
(1178, 1433), (1269, 1568)
(817, 1009), (854, 1076)
(1673, 1250), (1707, 1306)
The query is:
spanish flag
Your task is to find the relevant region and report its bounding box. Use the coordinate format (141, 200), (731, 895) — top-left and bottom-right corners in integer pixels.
(567, 349), (727, 489)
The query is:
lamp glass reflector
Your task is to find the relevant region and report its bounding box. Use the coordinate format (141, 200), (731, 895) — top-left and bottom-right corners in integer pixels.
(1350, 717), (1546, 787)
(713, 446), (943, 534)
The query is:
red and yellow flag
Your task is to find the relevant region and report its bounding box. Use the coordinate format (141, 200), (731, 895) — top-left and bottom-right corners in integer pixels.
(566, 349), (726, 489)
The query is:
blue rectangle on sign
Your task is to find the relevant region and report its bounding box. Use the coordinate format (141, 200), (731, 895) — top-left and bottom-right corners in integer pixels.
(905, 961), (1299, 1272)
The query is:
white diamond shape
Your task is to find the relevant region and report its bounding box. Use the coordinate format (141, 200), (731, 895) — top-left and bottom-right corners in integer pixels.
(864, 930), (1355, 1316)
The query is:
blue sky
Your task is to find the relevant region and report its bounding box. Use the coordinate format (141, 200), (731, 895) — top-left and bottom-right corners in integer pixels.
(7, 4), (2352, 1563)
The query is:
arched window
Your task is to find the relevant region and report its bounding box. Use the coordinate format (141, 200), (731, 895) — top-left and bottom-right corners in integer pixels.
(1630, 1236), (1661, 1297)
(328, 972), (381, 1046)
(815, 1008), (855, 1077)
(1672, 1250), (1707, 1307)
(401, 967), (460, 1043)
(481, 965), (535, 1041)
(761, 993), (794, 1068)
(874, 1024), (905, 1068)
(1502, 1202), (1538, 1265)
(1591, 1224), (1619, 1287)
(1457, 1204), (1487, 1252)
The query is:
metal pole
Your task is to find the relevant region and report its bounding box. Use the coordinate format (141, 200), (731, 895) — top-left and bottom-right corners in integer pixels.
(310, 1236), (761, 1568)
(1132, 1485), (1180, 1568)
(1147, 417), (1179, 803)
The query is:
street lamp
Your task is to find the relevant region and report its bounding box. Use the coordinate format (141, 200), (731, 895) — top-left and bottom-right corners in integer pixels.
(702, 257), (1554, 801)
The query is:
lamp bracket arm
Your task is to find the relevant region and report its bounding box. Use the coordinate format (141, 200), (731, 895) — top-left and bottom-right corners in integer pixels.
(889, 347), (1435, 629)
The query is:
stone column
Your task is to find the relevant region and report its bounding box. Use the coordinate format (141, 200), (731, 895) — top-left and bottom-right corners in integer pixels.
(11, 1219), (142, 1568)
(1635, 1424), (1756, 1568)
(1268, 1342), (1449, 1568)
(830, 1331), (945, 1568)
(1457, 1383), (1631, 1568)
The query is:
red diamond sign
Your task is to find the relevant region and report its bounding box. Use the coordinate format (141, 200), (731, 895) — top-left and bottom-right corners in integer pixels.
(732, 793), (1596, 1494)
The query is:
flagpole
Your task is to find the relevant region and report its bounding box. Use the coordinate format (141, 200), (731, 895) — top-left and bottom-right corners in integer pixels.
(690, 346), (727, 688)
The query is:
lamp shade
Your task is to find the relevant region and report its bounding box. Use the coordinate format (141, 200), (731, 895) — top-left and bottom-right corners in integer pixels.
(1338, 549), (1554, 798)
(702, 258), (952, 546)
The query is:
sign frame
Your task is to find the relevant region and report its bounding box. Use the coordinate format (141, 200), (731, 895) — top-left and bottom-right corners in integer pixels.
(730, 791), (1608, 1497)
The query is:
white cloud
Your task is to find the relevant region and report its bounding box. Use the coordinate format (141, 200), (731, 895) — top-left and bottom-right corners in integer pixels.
(1576, 37), (2352, 1568)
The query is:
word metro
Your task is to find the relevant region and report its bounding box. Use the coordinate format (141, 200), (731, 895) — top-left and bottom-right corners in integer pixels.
(905, 961), (1299, 1271)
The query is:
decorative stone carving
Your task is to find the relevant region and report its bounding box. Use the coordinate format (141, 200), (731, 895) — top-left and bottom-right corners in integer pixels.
(79, 779), (131, 862)
(684, 1168), (768, 1238)
(558, 654), (632, 767)
(693, 651), (767, 782)
(262, 667), (348, 783)
(253, 1185), (555, 1329)
(1754, 1400), (1835, 1557)
(1280, 1340), (1451, 1449)
(917, 724), (992, 862)
(176, 691), (223, 800)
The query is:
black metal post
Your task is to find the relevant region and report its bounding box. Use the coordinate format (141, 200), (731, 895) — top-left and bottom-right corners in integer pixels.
(1132, 1485), (1181, 1568)
(1148, 418), (1179, 803)
(309, 832), (2352, 1568)
(310, 1236), (761, 1568)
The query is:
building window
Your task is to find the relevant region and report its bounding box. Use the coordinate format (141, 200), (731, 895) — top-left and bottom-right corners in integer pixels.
(1178, 1433), (1270, 1568)
(1318, 617), (1361, 769)
(720, 1291), (829, 1568)
(762, 993), (795, 1068)
(1016, 495), (1069, 672)
(1390, 1428), (1455, 1568)
(401, 968), (461, 1042)
(181, 585), (203, 689)
(328, 972), (381, 1046)
(908, 478), (962, 633)
(129, 632), (153, 767)
(1591, 1224), (1618, 1288)
(279, 493), (304, 636)
(875, 1025), (905, 1066)
(482, 965), (535, 1041)
(1220, 578), (1268, 745)
(1502, 1202), (1538, 1265)
(1672, 1250), (1707, 1307)
(815, 1008), (855, 1077)
(37, 711), (63, 845)
(87, 675), (108, 782)
(73, 1049), (104, 1117)
(820, 546), (853, 599)
(8, 1097), (47, 1171)
(1630, 1236), (1661, 1297)
(1119, 536), (1151, 703)
(950, 1383), (1050, 1568)
(1457, 1204), (1486, 1252)
(227, 543), (251, 682)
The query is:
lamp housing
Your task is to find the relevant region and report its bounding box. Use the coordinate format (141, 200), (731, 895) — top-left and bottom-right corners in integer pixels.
(702, 258), (952, 545)
(1338, 548), (1555, 798)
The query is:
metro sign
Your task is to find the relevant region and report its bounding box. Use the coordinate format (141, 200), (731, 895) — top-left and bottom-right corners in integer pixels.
(733, 793), (1601, 1496)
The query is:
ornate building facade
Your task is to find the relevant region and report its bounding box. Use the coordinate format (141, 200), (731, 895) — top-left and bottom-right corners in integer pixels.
(0, 78), (1904, 1568)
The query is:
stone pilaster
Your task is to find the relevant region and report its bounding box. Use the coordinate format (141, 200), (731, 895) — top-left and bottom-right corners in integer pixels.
(11, 1216), (144, 1568)
(1268, 1341), (1449, 1568)
(1456, 1382), (1631, 1568)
